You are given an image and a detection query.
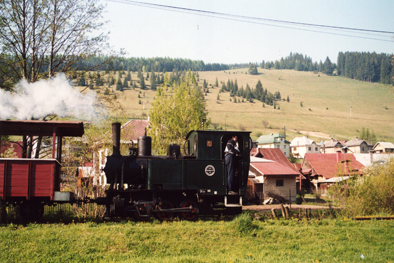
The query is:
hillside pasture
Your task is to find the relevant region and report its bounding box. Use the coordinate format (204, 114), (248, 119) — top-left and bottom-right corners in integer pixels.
(80, 68), (394, 142)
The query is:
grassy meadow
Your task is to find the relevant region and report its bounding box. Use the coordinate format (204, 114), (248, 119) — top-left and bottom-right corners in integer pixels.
(1, 213), (394, 262)
(85, 68), (394, 142)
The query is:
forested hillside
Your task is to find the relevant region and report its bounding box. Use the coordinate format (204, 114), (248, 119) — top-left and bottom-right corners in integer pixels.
(337, 52), (394, 84)
(261, 53), (335, 76)
(77, 56), (229, 72)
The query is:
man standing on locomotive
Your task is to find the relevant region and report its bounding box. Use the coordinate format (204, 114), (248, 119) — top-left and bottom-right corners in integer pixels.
(225, 135), (240, 195)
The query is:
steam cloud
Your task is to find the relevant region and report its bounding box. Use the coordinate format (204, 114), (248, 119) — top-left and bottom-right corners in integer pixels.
(0, 73), (104, 121)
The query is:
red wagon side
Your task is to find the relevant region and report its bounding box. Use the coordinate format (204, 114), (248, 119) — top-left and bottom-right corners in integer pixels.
(0, 120), (84, 222)
(0, 159), (60, 201)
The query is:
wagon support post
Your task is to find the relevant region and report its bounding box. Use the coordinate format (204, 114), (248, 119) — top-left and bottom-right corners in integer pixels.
(0, 198), (7, 224)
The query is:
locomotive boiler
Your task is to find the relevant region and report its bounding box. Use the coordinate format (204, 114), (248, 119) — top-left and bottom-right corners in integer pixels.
(103, 123), (252, 220)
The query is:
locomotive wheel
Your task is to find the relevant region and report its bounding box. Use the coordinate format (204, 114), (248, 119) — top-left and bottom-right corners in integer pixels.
(179, 200), (198, 221)
(18, 202), (44, 223)
(133, 205), (151, 221)
(155, 200), (174, 221)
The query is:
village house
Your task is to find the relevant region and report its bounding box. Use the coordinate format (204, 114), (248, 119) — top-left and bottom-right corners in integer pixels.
(121, 119), (150, 144)
(373, 142), (394, 153)
(248, 148), (299, 202)
(301, 151), (365, 194)
(343, 137), (373, 153)
(290, 136), (320, 159)
(320, 138), (343, 153)
(255, 133), (291, 158)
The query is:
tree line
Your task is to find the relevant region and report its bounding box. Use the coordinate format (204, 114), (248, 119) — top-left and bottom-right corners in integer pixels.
(77, 56), (229, 73)
(260, 53), (335, 75)
(337, 52), (394, 84)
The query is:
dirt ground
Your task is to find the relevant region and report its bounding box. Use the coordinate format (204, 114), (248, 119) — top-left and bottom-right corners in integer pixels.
(290, 130), (332, 140)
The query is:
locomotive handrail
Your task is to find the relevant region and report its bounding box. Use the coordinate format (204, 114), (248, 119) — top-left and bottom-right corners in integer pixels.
(222, 161), (225, 186)
(182, 139), (190, 156)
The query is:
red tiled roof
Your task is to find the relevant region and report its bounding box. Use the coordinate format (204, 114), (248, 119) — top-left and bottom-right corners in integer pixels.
(303, 153), (364, 179)
(251, 148), (300, 173)
(250, 148), (258, 156)
(251, 162), (300, 176)
(121, 120), (149, 141)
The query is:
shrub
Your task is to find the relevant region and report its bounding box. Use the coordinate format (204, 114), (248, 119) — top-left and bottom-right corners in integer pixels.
(328, 158), (394, 216)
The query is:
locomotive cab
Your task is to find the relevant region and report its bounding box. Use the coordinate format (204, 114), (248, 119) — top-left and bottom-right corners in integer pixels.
(183, 130), (251, 196)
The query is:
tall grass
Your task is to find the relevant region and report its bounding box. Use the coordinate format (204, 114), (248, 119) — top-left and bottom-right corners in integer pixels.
(1, 215), (394, 262)
(328, 157), (394, 217)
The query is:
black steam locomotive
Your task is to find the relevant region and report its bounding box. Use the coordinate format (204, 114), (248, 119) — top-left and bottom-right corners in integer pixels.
(102, 123), (252, 220)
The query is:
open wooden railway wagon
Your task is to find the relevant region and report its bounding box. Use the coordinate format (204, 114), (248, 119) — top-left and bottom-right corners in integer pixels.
(0, 120), (84, 222)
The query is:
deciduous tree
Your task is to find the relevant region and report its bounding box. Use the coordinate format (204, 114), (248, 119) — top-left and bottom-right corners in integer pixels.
(149, 71), (210, 154)
(0, 0), (108, 86)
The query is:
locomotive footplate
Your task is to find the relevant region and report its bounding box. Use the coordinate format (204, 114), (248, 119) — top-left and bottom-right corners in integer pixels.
(224, 196), (243, 207)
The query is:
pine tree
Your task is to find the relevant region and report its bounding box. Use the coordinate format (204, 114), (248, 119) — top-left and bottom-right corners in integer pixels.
(248, 63), (258, 75)
(126, 70), (131, 81)
(203, 79), (208, 90)
(123, 77), (128, 88)
(254, 80), (263, 101)
(323, 57), (334, 75)
(150, 71), (157, 90)
(139, 74), (146, 89)
(78, 76), (86, 86)
(116, 78), (123, 91)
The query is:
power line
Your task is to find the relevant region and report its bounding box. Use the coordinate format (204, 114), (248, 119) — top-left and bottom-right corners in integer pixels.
(107, 0), (394, 43)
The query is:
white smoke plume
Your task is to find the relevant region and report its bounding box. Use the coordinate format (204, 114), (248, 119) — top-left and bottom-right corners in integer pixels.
(0, 73), (105, 121)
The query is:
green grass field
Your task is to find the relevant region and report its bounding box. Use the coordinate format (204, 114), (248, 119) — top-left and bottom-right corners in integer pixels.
(83, 68), (394, 142)
(1, 213), (394, 262)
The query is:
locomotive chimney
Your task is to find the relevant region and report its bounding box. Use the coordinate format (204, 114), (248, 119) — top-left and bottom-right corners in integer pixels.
(112, 122), (121, 156)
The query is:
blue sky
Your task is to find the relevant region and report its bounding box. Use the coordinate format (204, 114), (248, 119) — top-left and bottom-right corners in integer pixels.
(102, 0), (394, 64)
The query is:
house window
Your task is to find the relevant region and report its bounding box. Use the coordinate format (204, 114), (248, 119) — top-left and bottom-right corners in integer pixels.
(276, 179), (284, 187)
(315, 147), (318, 151)
(362, 147), (365, 151)
(276, 145), (280, 148)
(308, 147), (311, 151)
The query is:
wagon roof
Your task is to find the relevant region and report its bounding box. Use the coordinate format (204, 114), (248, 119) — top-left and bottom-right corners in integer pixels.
(0, 120), (84, 137)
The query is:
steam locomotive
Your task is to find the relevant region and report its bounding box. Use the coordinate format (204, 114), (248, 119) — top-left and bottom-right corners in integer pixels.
(0, 120), (251, 222)
(102, 123), (252, 220)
